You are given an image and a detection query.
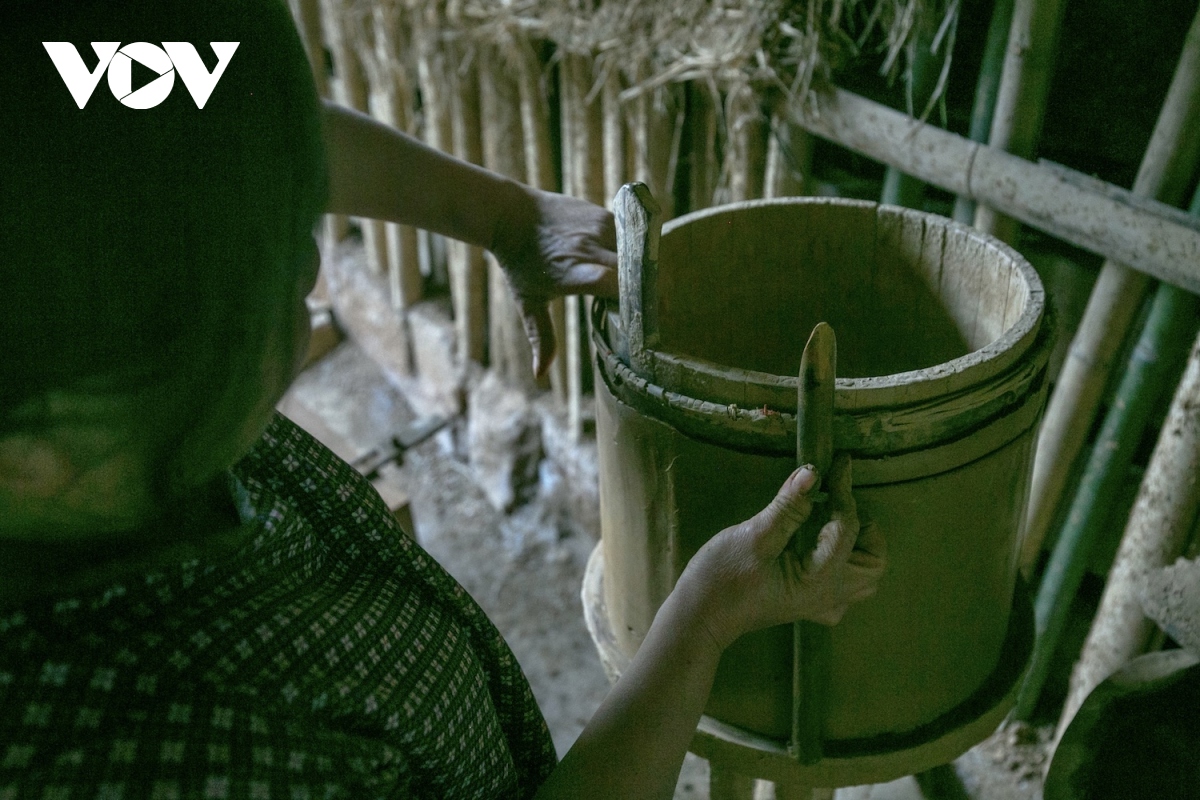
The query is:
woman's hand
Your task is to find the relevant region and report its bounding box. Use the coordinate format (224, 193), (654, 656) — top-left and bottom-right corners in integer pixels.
(676, 454), (887, 653)
(539, 455), (884, 799)
(321, 104), (617, 378)
(489, 186), (618, 378)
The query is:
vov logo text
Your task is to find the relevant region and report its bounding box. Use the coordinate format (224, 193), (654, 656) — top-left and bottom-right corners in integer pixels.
(42, 42), (240, 110)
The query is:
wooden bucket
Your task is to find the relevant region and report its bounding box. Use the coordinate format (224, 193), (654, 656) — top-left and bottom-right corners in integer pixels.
(589, 187), (1048, 782)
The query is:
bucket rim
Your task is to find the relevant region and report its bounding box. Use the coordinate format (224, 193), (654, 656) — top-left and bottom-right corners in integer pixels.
(621, 196), (1046, 413)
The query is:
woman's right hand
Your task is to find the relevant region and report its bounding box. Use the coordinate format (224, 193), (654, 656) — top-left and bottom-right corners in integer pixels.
(674, 454), (887, 654)
(539, 455), (885, 800)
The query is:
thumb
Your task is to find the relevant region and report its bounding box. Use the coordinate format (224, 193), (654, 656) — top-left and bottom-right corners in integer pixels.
(519, 298), (557, 379)
(750, 465), (820, 556)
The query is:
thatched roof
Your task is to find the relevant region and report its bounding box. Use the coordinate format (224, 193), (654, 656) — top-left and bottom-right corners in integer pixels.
(419, 0), (958, 115)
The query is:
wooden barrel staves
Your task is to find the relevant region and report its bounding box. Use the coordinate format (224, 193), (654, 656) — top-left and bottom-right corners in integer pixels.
(584, 184), (1046, 788)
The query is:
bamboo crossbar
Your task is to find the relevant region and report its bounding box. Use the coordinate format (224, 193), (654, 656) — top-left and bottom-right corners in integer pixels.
(792, 86), (1200, 295)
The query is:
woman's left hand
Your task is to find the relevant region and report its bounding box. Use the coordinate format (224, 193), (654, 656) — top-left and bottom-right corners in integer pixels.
(490, 187), (618, 377)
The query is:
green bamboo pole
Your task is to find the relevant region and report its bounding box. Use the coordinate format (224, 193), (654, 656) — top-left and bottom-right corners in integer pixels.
(1019, 6), (1200, 574)
(792, 323), (836, 765)
(953, 0), (1015, 224)
(974, 0), (1069, 244)
(1013, 186), (1200, 720)
(880, 23), (945, 208)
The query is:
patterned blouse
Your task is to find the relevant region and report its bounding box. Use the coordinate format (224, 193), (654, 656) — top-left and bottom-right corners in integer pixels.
(0, 413), (557, 799)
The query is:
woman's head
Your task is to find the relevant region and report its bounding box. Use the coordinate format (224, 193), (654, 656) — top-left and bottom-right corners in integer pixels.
(0, 0), (327, 535)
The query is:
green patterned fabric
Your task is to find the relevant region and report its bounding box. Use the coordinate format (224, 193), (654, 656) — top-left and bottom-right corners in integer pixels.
(0, 413), (557, 799)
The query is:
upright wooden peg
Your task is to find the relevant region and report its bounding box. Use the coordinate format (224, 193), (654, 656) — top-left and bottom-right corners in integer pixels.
(792, 321), (837, 766)
(614, 182), (662, 379)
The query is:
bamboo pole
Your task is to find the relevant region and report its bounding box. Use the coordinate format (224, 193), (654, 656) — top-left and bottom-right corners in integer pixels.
(973, 0), (1069, 244)
(560, 55), (584, 439)
(1053, 189), (1200, 741)
(787, 86), (1200, 296)
(629, 76), (679, 221)
(447, 35), (488, 367)
(792, 323), (836, 767)
(602, 68), (627, 205)
(411, 0), (453, 293)
(480, 44), (538, 395)
(288, 0), (329, 97)
(560, 53), (606, 437)
(1051, 326), (1200, 734)
(725, 83), (766, 203)
(286, 0), (344, 300)
(1014, 213), (1200, 720)
(309, 0), (351, 251)
(953, 0), (1015, 224)
(365, 6), (422, 317)
(319, 0), (388, 277)
(517, 36), (568, 405)
(1020, 8), (1200, 574)
(687, 82), (721, 210)
(880, 21), (945, 210)
(765, 102), (811, 199)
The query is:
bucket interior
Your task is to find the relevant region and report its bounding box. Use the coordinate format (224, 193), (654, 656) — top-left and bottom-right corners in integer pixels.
(655, 201), (1031, 380)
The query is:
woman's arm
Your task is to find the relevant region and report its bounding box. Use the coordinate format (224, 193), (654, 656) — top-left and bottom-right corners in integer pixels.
(536, 457), (886, 799)
(321, 101), (617, 376)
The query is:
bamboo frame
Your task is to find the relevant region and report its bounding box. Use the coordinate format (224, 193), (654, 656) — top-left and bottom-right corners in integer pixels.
(765, 104), (811, 200)
(952, 0), (1014, 224)
(1052, 188), (1200, 743)
(1052, 328), (1200, 731)
(517, 38), (569, 404)
(560, 52), (607, 436)
(879, 20), (944, 210)
(789, 86), (1200, 295)
(724, 83), (766, 203)
(319, 0), (389, 278)
(1015, 267), (1200, 720)
(410, 1), (452, 294)
(686, 82), (721, 210)
(289, 0), (329, 97)
(364, 6), (422, 314)
(628, 75), (680, 222)
(479, 43), (539, 395)
(973, 0), (1069, 244)
(602, 69), (627, 205)
(446, 34), (488, 367)
(1020, 7), (1200, 574)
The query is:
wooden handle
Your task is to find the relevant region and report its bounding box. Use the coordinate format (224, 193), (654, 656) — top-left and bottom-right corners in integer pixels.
(792, 321), (837, 765)
(614, 182), (662, 378)
(796, 322), (836, 477)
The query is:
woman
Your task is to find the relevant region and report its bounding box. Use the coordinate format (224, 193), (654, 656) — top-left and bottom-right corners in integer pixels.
(0, 1), (885, 797)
